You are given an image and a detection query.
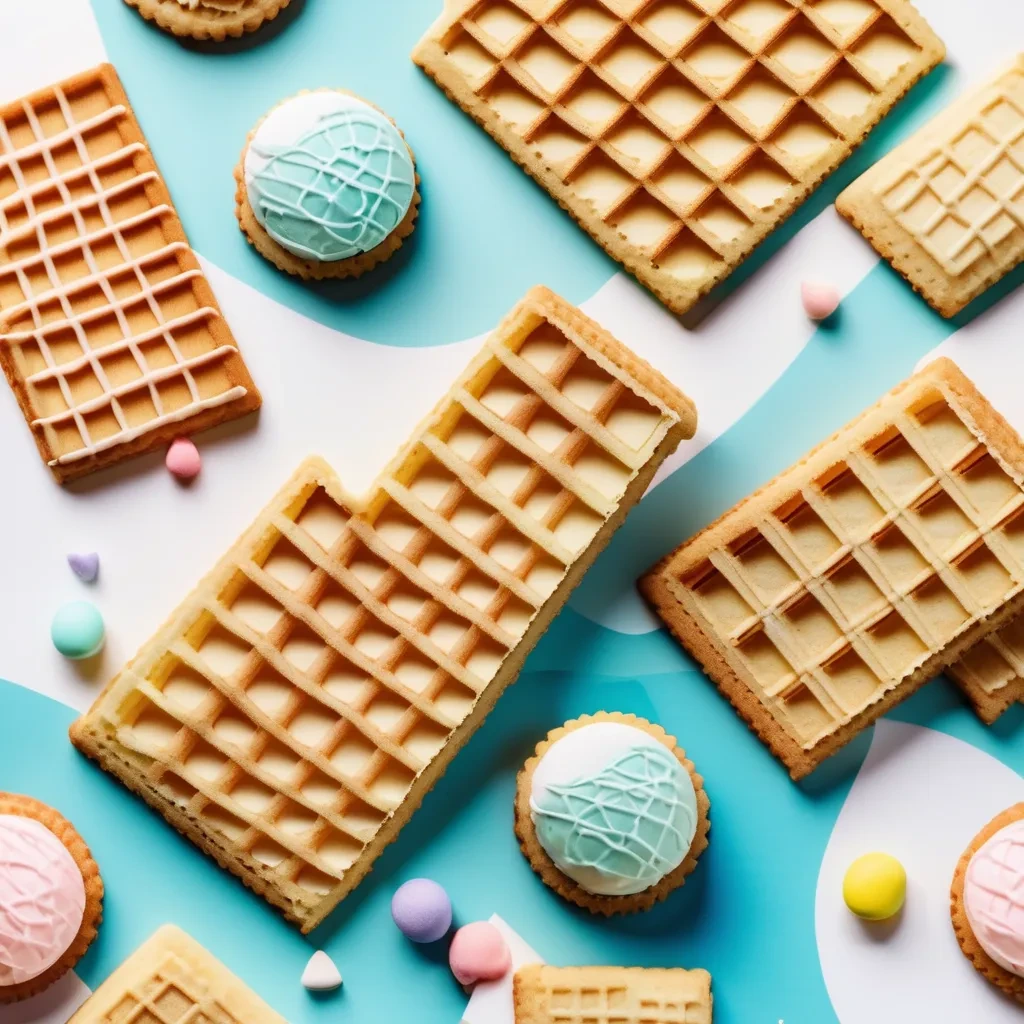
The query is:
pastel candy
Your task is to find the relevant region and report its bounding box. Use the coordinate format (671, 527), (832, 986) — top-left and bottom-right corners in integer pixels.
(67, 552), (99, 584)
(391, 878), (451, 943)
(801, 281), (841, 321)
(843, 852), (906, 921)
(166, 438), (201, 481)
(301, 950), (342, 991)
(51, 601), (105, 660)
(448, 922), (510, 987)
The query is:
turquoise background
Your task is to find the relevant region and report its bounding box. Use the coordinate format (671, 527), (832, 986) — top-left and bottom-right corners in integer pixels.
(0, 0), (1021, 1020)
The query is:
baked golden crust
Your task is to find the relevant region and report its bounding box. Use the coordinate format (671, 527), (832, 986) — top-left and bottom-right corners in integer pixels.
(124, 0), (293, 42)
(514, 712), (710, 915)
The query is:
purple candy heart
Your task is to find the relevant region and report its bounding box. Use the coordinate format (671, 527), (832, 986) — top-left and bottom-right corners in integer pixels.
(67, 552), (99, 584)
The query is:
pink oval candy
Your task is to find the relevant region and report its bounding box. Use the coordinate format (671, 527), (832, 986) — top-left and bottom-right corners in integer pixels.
(448, 921), (510, 987)
(801, 280), (840, 321)
(166, 438), (201, 481)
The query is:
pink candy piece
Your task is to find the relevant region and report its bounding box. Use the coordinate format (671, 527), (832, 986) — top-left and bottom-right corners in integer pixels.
(165, 438), (201, 481)
(448, 921), (511, 987)
(801, 280), (841, 321)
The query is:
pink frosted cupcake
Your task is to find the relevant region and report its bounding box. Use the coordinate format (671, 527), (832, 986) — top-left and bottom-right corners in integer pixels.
(0, 793), (103, 1003)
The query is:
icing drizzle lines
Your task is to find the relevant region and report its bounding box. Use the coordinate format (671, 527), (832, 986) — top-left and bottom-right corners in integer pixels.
(0, 85), (247, 466)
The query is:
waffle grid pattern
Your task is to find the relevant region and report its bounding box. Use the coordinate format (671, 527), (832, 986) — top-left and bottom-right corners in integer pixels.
(0, 66), (255, 478)
(650, 363), (1024, 768)
(948, 613), (1024, 720)
(515, 965), (712, 1024)
(69, 926), (284, 1024)
(73, 288), (692, 929)
(415, 0), (942, 313)
(878, 66), (1024, 277)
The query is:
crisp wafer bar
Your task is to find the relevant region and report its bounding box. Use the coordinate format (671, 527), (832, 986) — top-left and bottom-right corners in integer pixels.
(68, 925), (285, 1023)
(71, 286), (696, 931)
(642, 359), (1024, 779)
(413, 0), (944, 316)
(513, 964), (712, 1024)
(838, 56), (1024, 317)
(947, 616), (1024, 723)
(0, 64), (260, 482)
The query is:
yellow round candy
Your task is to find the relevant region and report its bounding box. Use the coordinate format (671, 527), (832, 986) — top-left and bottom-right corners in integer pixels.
(843, 853), (906, 921)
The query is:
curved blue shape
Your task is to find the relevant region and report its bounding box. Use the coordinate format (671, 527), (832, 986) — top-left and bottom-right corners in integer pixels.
(87, 0), (615, 347)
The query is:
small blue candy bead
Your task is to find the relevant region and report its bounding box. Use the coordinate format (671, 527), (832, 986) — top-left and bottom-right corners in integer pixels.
(51, 600), (105, 660)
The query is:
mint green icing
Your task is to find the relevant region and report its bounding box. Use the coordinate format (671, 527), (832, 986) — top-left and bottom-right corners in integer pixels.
(532, 743), (698, 896)
(247, 100), (415, 262)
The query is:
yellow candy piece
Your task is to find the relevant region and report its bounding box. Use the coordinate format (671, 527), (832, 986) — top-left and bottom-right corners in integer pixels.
(843, 853), (906, 921)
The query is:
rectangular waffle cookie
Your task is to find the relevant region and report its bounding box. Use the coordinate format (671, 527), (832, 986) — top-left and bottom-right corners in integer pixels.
(641, 358), (1024, 779)
(68, 924), (285, 1024)
(947, 616), (1024, 723)
(413, 0), (944, 316)
(70, 286), (696, 931)
(0, 64), (260, 482)
(513, 964), (712, 1024)
(838, 56), (1024, 318)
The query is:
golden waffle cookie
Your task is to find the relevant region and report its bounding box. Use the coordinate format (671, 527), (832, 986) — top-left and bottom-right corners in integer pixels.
(0, 65), (261, 483)
(946, 616), (1024, 723)
(124, 0), (294, 42)
(68, 924), (286, 1023)
(71, 286), (696, 932)
(412, 0), (944, 316)
(838, 57), (1024, 318)
(513, 964), (712, 1024)
(641, 358), (1024, 780)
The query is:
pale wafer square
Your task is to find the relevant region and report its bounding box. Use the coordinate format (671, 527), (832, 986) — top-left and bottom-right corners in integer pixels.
(413, 0), (944, 316)
(641, 358), (1024, 779)
(68, 924), (285, 1023)
(946, 615), (1024, 723)
(0, 64), (260, 482)
(71, 286), (696, 931)
(513, 964), (712, 1024)
(838, 56), (1024, 317)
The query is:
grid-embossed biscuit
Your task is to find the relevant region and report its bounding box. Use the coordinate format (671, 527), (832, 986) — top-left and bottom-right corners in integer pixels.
(68, 925), (285, 1023)
(71, 286), (696, 932)
(946, 616), (1024, 723)
(0, 64), (260, 483)
(513, 964), (712, 1024)
(838, 56), (1024, 318)
(413, 0), (944, 316)
(642, 358), (1024, 779)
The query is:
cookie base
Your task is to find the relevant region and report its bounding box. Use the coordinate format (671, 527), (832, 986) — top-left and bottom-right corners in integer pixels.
(124, 0), (293, 42)
(0, 793), (104, 1004)
(950, 802), (1024, 1004)
(234, 90), (420, 281)
(514, 712), (710, 915)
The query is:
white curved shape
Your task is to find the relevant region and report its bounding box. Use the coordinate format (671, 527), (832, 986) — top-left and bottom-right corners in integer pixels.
(816, 720), (1024, 1022)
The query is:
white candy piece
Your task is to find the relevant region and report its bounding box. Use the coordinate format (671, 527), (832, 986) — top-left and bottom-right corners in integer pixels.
(301, 950), (342, 991)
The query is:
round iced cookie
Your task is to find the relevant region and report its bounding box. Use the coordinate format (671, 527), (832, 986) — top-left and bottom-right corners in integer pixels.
(842, 853), (906, 921)
(952, 804), (1024, 1003)
(0, 793), (103, 1004)
(122, 0), (295, 43)
(514, 712), (710, 915)
(51, 601), (105, 660)
(236, 90), (419, 280)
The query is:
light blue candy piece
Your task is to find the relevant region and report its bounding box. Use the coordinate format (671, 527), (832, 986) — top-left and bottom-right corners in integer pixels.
(51, 601), (105, 660)
(246, 94), (415, 263)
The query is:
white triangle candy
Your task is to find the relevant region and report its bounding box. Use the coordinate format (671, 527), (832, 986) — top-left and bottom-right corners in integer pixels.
(301, 950), (342, 991)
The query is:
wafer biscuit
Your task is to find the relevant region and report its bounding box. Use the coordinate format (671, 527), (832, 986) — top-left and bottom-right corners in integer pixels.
(950, 803), (1024, 1004)
(68, 924), (286, 1023)
(513, 964), (712, 1024)
(413, 0), (943, 316)
(124, 0), (293, 41)
(838, 57), (1024, 317)
(0, 65), (260, 483)
(947, 615), (1024, 723)
(514, 712), (709, 915)
(71, 286), (696, 931)
(641, 358), (1024, 779)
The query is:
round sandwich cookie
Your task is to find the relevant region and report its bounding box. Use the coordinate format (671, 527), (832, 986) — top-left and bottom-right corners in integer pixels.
(951, 802), (1024, 1003)
(514, 712), (710, 915)
(235, 90), (420, 280)
(123, 0), (294, 42)
(0, 793), (103, 1004)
